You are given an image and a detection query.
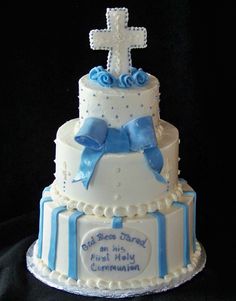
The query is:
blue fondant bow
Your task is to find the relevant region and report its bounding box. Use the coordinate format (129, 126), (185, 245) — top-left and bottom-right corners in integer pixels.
(73, 116), (166, 189)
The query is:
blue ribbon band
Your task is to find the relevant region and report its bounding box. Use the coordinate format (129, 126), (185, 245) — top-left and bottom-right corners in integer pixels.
(73, 116), (166, 189)
(68, 211), (84, 279)
(151, 211), (168, 278)
(48, 206), (67, 271)
(112, 217), (123, 229)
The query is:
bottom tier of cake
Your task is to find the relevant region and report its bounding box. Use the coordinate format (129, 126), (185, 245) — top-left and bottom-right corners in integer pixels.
(33, 182), (201, 290)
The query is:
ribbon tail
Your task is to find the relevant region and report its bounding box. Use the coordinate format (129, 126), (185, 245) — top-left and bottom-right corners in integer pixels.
(72, 147), (104, 189)
(144, 147), (167, 184)
(152, 171), (167, 184)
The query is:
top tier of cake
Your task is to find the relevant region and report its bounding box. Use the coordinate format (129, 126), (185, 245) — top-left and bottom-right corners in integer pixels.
(79, 74), (160, 128)
(78, 7), (161, 129)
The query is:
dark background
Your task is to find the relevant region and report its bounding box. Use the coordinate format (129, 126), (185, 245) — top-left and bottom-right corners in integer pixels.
(0, 0), (234, 300)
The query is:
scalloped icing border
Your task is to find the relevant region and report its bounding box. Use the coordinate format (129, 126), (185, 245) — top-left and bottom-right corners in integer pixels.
(50, 180), (184, 218)
(33, 241), (202, 290)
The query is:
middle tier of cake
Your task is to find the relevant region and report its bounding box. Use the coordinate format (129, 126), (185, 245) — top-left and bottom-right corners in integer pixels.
(53, 118), (180, 217)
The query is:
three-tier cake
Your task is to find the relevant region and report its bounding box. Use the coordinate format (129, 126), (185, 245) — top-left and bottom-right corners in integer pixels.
(29, 7), (205, 296)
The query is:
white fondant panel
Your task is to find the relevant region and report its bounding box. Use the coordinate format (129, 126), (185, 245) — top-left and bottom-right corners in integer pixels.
(79, 75), (160, 128)
(54, 119), (179, 211)
(164, 207), (183, 270)
(56, 210), (70, 275)
(41, 203), (52, 266)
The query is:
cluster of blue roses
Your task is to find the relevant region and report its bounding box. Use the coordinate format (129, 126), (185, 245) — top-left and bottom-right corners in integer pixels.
(89, 66), (149, 88)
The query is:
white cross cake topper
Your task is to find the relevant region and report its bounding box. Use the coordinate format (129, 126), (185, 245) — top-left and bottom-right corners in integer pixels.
(89, 8), (147, 77)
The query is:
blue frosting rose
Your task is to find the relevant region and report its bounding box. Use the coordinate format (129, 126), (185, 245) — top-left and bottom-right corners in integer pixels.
(97, 71), (116, 87)
(118, 74), (134, 88)
(132, 68), (149, 86)
(89, 66), (104, 80)
(88, 66), (149, 88)
(131, 67), (138, 75)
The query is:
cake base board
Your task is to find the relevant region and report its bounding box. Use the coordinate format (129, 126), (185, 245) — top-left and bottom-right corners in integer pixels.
(26, 241), (206, 298)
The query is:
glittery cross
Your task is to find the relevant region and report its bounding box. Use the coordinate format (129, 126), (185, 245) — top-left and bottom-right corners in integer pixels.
(89, 8), (147, 77)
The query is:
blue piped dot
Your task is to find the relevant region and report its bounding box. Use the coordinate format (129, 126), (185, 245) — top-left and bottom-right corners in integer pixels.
(130, 114), (133, 117)
(126, 105), (129, 108)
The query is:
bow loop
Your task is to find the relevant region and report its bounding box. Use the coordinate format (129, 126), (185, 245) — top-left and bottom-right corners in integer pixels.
(123, 116), (157, 151)
(75, 117), (107, 150)
(73, 116), (166, 189)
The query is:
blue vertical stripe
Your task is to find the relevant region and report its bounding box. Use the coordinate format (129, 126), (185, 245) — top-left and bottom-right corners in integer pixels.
(151, 212), (168, 278)
(38, 196), (53, 258)
(48, 206), (67, 270)
(173, 201), (190, 267)
(68, 211), (84, 280)
(112, 216), (123, 229)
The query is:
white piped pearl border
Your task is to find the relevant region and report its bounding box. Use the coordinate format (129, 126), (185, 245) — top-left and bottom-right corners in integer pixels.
(50, 181), (184, 218)
(32, 241), (202, 291)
